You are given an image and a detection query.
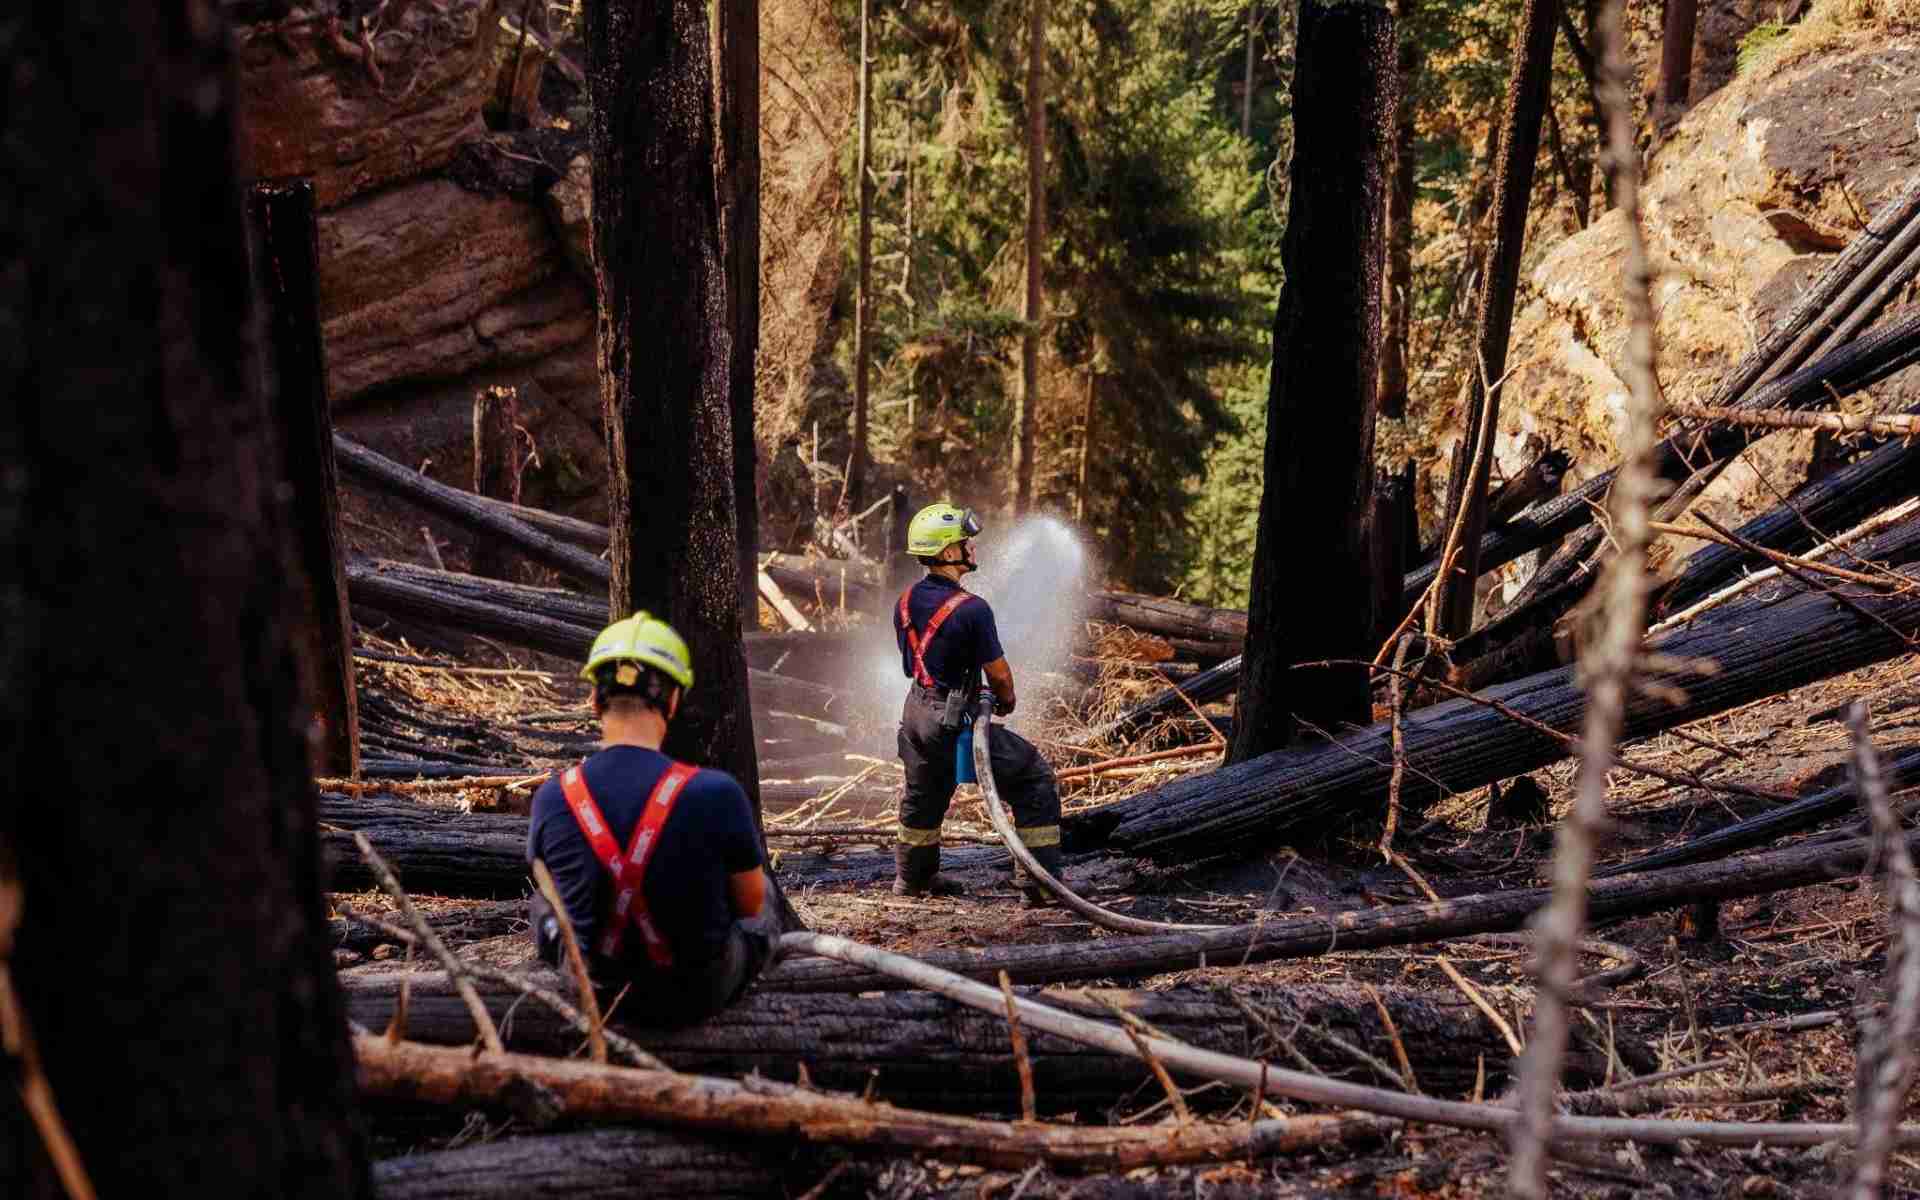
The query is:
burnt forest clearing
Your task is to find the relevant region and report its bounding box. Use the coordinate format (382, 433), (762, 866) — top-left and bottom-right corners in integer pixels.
(10, 0), (1920, 1196)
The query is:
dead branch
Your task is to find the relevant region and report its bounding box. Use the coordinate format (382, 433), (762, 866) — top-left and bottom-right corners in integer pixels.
(1652, 498), (1920, 633)
(0, 853), (97, 1200)
(1847, 701), (1920, 1199)
(1668, 400), (1920, 439)
(1651, 520), (1899, 588)
(352, 1032), (1391, 1170)
(531, 859), (605, 1064)
(779, 932), (1920, 1149)
(1510, 0), (1664, 1184)
(999, 971), (1037, 1122)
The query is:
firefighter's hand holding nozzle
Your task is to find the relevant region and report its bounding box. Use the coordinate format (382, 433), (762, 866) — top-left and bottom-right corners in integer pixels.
(986, 687), (1013, 718)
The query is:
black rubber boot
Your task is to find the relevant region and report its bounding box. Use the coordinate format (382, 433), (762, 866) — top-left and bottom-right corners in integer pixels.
(893, 844), (965, 897)
(1017, 846), (1066, 908)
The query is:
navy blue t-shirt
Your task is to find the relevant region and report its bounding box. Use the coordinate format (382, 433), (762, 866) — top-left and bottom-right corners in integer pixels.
(527, 746), (762, 969)
(895, 574), (1006, 691)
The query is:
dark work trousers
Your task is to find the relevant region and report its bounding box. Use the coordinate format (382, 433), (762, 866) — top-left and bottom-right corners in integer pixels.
(533, 896), (777, 1028)
(897, 684), (1061, 857)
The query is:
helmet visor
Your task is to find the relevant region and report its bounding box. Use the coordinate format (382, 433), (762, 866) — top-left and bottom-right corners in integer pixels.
(960, 509), (981, 538)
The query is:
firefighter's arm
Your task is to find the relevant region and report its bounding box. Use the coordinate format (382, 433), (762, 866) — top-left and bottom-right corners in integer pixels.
(983, 657), (1016, 715)
(728, 866), (769, 918)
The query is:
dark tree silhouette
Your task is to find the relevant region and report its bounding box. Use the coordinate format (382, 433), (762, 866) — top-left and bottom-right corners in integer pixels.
(1431, 0), (1558, 638)
(246, 180), (361, 778)
(1658, 0), (1698, 115)
(0, 5), (367, 1196)
(1230, 0), (1396, 763)
(582, 0), (762, 806)
(717, 0), (763, 622)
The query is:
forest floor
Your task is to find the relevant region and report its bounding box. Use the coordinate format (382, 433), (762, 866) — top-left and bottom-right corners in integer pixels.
(332, 622), (1920, 1198)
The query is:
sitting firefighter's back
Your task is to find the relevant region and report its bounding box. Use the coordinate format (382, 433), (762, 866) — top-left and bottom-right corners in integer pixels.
(526, 612), (775, 1025)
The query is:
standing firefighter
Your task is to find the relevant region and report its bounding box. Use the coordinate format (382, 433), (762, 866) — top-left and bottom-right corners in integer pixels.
(527, 613), (776, 1025)
(894, 502), (1064, 902)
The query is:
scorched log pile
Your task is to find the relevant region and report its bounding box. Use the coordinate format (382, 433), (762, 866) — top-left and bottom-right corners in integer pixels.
(1399, 172), (1920, 613)
(341, 968), (1603, 1113)
(335, 436), (1255, 657)
(1074, 523), (1920, 858)
(1445, 311), (1920, 687)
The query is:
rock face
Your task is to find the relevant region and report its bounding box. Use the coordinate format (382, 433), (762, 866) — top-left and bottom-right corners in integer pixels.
(231, 0), (852, 543)
(1489, 34), (1920, 557)
(236, 0), (503, 208)
(317, 179), (592, 405)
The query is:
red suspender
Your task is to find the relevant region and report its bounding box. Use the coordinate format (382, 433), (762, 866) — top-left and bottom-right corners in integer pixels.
(897, 588), (976, 688)
(558, 759), (701, 967)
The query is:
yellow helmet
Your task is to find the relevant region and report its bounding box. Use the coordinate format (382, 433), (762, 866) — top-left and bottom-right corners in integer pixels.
(905, 502), (982, 557)
(581, 611), (695, 691)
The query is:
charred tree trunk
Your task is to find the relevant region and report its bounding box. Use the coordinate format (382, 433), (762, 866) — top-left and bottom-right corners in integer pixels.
(1431, 0), (1558, 637)
(470, 386), (523, 583)
(1657, 0), (1698, 116)
(1013, 0), (1047, 515)
(716, 0), (762, 626)
(0, 6), (366, 1195)
(1377, 22), (1417, 428)
(584, 0), (759, 800)
(246, 180), (360, 779)
(849, 0), (874, 511)
(1230, 0), (1394, 762)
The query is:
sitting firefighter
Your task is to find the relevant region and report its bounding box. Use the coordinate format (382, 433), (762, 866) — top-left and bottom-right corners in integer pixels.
(526, 613), (776, 1025)
(894, 502), (1064, 903)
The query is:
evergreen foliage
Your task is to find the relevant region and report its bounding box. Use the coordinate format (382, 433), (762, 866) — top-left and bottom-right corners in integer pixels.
(815, 0), (1611, 599)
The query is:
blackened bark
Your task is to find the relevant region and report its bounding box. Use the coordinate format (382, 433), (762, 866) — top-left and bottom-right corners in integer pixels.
(470, 385), (523, 582)
(1229, 0), (1395, 762)
(1377, 29), (1417, 425)
(717, 0), (762, 624)
(1657, 0), (1698, 114)
(850, 0), (875, 511)
(1013, 0), (1047, 515)
(0, 6), (367, 1196)
(246, 180), (361, 779)
(584, 0), (757, 793)
(586, 0), (803, 929)
(1432, 0), (1558, 638)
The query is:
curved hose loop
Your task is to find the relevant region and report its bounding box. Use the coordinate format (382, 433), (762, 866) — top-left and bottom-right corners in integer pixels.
(973, 712), (1654, 988)
(1461, 932), (1646, 995)
(973, 709), (1225, 934)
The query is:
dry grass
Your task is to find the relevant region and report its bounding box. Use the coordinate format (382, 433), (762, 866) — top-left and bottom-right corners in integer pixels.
(1740, 0), (1920, 82)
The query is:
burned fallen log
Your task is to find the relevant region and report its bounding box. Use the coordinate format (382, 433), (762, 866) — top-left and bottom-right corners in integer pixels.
(322, 793), (914, 897)
(334, 434), (612, 589)
(330, 899), (526, 957)
(371, 1129), (810, 1200)
(1083, 593), (1247, 653)
(767, 829), (1920, 994)
(360, 759), (535, 781)
(350, 559), (876, 686)
(342, 971), (1589, 1112)
(1596, 745), (1920, 878)
(1070, 544), (1920, 859)
(345, 564), (850, 717)
(1654, 431), (1920, 617)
